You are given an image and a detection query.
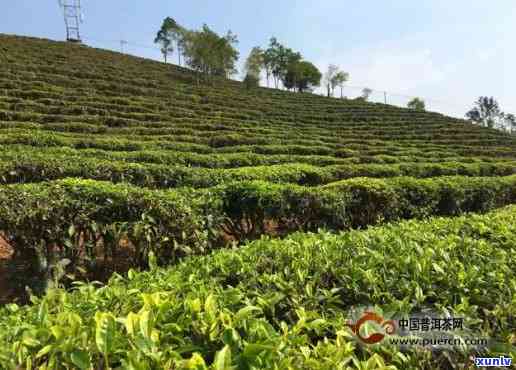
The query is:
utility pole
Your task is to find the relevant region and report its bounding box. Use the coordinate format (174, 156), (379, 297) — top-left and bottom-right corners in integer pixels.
(384, 91), (387, 104)
(120, 40), (128, 53)
(58, 0), (83, 43)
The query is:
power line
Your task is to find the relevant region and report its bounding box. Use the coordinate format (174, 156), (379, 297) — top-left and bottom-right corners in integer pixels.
(83, 37), (161, 52)
(338, 84), (467, 109)
(337, 83), (516, 114)
(79, 37), (515, 117)
(120, 40), (128, 53)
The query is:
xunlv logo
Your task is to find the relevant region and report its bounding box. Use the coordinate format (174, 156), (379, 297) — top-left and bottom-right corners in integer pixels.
(475, 356), (512, 367)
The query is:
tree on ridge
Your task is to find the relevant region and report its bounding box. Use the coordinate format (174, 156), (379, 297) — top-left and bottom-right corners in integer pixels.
(407, 97), (425, 111)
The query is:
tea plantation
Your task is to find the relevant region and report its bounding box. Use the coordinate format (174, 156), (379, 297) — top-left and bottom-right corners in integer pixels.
(0, 35), (515, 369)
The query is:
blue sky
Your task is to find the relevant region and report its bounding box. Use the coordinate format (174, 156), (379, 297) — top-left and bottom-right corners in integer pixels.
(2, 1), (515, 117)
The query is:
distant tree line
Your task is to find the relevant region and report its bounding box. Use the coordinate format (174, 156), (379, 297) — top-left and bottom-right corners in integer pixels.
(407, 97), (425, 111)
(323, 64), (349, 98)
(243, 38), (324, 93)
(155, 18), (352, 95)
(154, 18), (516, 134)
(465, 96), (515, 132)
(154, 17), (239, 83)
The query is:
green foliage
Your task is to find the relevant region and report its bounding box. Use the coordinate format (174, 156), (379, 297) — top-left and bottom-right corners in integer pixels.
(284, 60), (322, 92)
(182, 25), (239, 81)
(242, 73), (259, 90)
(154, 17), (182, 63)
(263, 37), (302, 88)
(0, 35), (516, 369)
(465, 96), (516, 132)
(0, 179), (214, 288)
(0, 206), (515, 368)
(215, 174), (516, 239)
(243, 46), (263, 80)
(407, 98), (425, 111)
(466, 96), (503, 129)
(465, 98), (516, 133)
(1, 150), (515, 188)
(1, 175), (515, 281)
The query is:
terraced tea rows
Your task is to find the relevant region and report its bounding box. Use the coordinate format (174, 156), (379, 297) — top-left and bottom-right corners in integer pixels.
(1, 206), (515, 368)
(0, 34), (515, 368)
(0, 35), (514, 249)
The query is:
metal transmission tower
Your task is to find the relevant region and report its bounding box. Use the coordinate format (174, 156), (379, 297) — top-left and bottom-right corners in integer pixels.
(58, 0), (83, 42)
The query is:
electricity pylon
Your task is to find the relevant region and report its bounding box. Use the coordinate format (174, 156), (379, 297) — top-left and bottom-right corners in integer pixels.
(58, 0), (83, 42)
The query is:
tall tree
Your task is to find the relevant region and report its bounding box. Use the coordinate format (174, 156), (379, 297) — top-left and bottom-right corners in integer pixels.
(333, 71), (349, 98)
(407, 97), (425, 111)
(244, 47), (263, 80)
(154, 17), (183, 64)
(243, 74), (260, 90)
(504, 113), (516, 133)
(181, 24), (239, 83)
(323, 65), (349, 97)
(266, 37), (283, 88)
(283, 60), (322, 92)
(362, 88), (373, 101)
(466, 97), (503, 128)
(264, 37), (301, 89)
(262, 46), (274, 88)
(323, 65), (339, 97)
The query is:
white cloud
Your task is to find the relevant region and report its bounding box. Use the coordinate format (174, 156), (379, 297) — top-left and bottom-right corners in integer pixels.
(312, 39), (460, 114)
(347, 48), (447, 92)
(312, 31), (512, 117)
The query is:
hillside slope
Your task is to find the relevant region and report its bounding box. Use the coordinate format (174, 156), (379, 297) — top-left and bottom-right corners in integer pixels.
(1, 33), (515, 263)
(1, 35), (515, 174)
(0, 34), (515, 369)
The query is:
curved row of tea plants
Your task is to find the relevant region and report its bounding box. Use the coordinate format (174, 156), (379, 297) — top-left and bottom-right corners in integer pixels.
(2, 128), (515, 159)
(4, 144), (513, 169)
(1, 174), (515, 284)
(0, 205), (514, 369)
(1, 35), (516, 181)
(1, 34), (516, 369)
(2, 156), (516, 188)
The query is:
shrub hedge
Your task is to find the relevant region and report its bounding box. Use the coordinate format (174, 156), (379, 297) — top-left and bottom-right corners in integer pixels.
(0, 205), (514, 368)
(1, 157), (515, 188)
(1, 175), (515, 281)
(0, 179), (214, 286)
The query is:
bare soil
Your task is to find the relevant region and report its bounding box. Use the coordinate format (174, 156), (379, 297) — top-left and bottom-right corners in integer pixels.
(0, 235), (13, 260)
(0, 235), (138, 304)
(0, 236), (15, 304)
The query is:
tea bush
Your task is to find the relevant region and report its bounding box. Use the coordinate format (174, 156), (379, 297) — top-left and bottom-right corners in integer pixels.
(0, 179), (214, 283)
(1, 175), (515, 278)
(1, 34), (515, 369)
(1, 155), (515, 188)
(0, 206), (514, 369)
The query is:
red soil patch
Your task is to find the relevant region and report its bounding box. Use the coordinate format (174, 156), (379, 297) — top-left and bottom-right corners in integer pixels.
(0, 235), (13, 260)
(0, 236), (14, 304)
